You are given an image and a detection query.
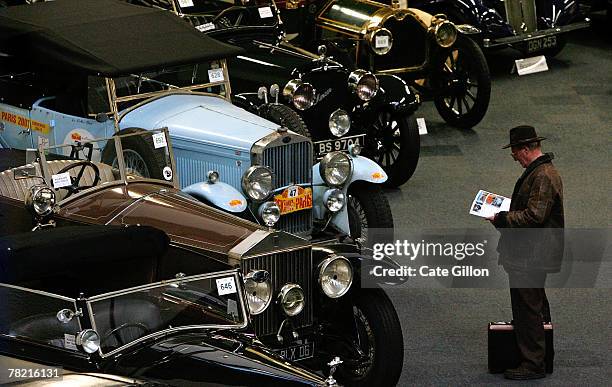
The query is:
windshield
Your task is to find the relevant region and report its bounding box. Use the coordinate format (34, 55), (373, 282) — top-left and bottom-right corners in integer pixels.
(87, 271), (247, 356)
(34, 129), (178, 204)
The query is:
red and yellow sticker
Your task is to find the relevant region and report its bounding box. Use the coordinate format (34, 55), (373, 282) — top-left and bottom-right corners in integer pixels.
(274, 186), (313, 215)
(0, 110), (50, 134)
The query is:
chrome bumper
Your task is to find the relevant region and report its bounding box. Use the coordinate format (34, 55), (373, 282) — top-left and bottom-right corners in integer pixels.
(482, 18), (591, 48)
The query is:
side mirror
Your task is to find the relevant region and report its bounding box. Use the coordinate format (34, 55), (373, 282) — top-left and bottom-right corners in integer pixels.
(95, 113), (109, 123)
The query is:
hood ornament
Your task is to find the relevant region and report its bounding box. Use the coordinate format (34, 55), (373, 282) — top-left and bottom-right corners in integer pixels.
(325, 356), (343, 386)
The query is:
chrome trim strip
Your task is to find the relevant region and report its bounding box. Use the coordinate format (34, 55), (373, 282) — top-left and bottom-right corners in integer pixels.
(0, 283), (76, 302)
(228, 229), (271, 262)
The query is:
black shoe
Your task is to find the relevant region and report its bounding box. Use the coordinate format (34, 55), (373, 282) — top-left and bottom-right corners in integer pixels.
(504, 366), (546, 380)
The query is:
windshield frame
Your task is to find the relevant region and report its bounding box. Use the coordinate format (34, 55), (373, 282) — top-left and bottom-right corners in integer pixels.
(85, 269), (248, 358)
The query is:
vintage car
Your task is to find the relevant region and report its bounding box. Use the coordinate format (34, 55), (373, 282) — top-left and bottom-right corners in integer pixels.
(410, 0), (591, 56)
(0, 225), (335, 386)
(0, 122), (405, 386)
(274, 0), (492, 129)
(132, 0), (421, 188)
(0, 0), (393, 245)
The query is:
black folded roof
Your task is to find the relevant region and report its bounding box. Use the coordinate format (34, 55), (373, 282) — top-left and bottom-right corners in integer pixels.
(0, 0), (244, 76)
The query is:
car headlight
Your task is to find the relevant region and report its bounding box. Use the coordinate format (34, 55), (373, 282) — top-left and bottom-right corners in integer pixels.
(319, 151), (352, 187)
(76, 329), (100, 354)
(278, 284), (305, 316)
(319, 255), (353, 298)
(323, 188), (345, 212)
(282, 79), (315, 110)
(258, 201), (281, 227)
(434, 20), (457, 48)
(348, 69), (379, 101)
(242, 166), (273, 201)
(366, 27), (393, 56)
(329, 109), (351, 137)
(245, 270), (272, 315)
(25, 185), (56, 217)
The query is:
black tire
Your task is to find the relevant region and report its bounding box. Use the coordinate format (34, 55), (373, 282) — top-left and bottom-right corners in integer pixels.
(432, 34), (491, 129)
(258, 103), (310, 138)
(364, 112), (420, 188)
(101, 128), (166, 180)
(337, 288), (404, 387)
(347, 181), (393, 247)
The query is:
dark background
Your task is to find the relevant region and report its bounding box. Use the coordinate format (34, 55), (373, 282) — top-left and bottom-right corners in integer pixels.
(386, 16), (612, 386)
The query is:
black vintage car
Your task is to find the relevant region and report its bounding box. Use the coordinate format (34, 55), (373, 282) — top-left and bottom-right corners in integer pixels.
(275, 0), (492, 129)
(410, 0), (591, 57)
(128, 0), (421, 188)
(0, 226), (333, 386)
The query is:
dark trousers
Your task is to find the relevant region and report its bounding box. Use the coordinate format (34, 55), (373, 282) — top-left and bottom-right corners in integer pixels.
(508, 271), (552, 372)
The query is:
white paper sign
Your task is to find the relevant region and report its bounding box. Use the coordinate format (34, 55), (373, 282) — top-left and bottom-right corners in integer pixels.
(178, 0), (194, 7)
(469, 189), (511, 218)
(64, 334), (77, 350)
(416, 117), (428, 135)
(208, 68), (225, 82)
(375, 35), (390, 48)
(52, 172), (72, 189)
(216, 277), (237, 295)
(162, 166), (173, 181)
(152, 132), (167, 149)
(515, 55), (548, 76)
(196, 22), (215, 32)
(258, 6), (274, 18)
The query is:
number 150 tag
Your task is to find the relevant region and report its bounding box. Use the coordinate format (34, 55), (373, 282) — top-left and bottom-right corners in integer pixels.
(216, 277), (236, 295)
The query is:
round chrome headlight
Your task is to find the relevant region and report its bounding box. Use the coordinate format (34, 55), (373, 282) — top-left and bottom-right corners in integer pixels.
(25, 185), (56, 217)
(76, 329), (100, 354)
(207, 170), (219, 184)
(366, 27), (393, 56)
(282, 79), (315, 111)
(319, 151), (352, 187)
(242, 166), (273, 201)
(245, 270), (272, 315)
(434, 20), (457, 48)
(278, 284), (305, 316)
(319, 256), (353, 298)
(348, 69), (379, 101)
(329, 109), (351, 137)
(258, 201), (281, 227)
(323, 188), (345, 212)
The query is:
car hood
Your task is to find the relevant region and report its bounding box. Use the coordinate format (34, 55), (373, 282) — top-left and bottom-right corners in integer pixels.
(119, 93), (280, 151)
(105, 331), (326, 386)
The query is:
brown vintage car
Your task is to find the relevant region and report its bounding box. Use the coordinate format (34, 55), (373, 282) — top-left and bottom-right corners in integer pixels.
(0, 128), (404, 386)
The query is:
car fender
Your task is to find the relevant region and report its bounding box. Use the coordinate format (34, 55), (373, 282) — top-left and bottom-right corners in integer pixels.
(312, 155), (387, 235)
(182, 181), (248, 213)
(375, 74), (419, 114)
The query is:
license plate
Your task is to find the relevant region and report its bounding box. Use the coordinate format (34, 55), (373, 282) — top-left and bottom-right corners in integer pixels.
(275, 340), (314, 361)
(315, 134), (365, 157)
(527, 35), (557, 53)
(274, 186), (312, 215)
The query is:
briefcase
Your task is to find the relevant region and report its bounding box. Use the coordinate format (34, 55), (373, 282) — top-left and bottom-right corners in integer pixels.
(488, 321), (554, 374)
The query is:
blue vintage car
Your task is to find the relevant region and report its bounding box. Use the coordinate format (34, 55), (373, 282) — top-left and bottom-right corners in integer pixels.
(411, 0), (591, 56)
(0, 0), (392, 243)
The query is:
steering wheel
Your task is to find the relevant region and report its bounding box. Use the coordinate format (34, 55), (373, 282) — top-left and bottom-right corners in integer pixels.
(212, 6), (250, 27)
(101, 322), (150, 346)
(56, 161), (100, 198)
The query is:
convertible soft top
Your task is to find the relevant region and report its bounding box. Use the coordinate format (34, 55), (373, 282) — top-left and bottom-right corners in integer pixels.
(0, 0), (244, 76)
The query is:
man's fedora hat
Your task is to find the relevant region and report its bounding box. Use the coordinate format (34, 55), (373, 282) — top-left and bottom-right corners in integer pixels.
(502, 125), (547, 149)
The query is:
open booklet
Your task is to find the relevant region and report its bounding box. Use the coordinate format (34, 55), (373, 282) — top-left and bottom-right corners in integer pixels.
(469, 190), (511, 218)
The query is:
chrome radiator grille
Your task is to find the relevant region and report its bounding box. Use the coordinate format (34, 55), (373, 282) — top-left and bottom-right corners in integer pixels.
(263, 140), (313, 188)
(241, 247), (313, 337)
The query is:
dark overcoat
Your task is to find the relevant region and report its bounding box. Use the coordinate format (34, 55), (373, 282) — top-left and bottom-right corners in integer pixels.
(493, 153), (564, 273)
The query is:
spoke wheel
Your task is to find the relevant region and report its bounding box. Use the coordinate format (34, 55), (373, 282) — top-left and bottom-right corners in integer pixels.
(347, 182), (393, 247)
(433, 35), (491, 129)
(365, 112), (420, 187)
(114, 149), (150, 178)
(101, 128), (166, 180)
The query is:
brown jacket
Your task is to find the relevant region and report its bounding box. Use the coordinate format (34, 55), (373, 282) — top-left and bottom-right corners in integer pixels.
(493, 153), (564, 272)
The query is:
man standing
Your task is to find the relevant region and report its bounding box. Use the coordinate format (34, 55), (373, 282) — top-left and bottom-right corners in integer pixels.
(487, 125), (564, 380)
